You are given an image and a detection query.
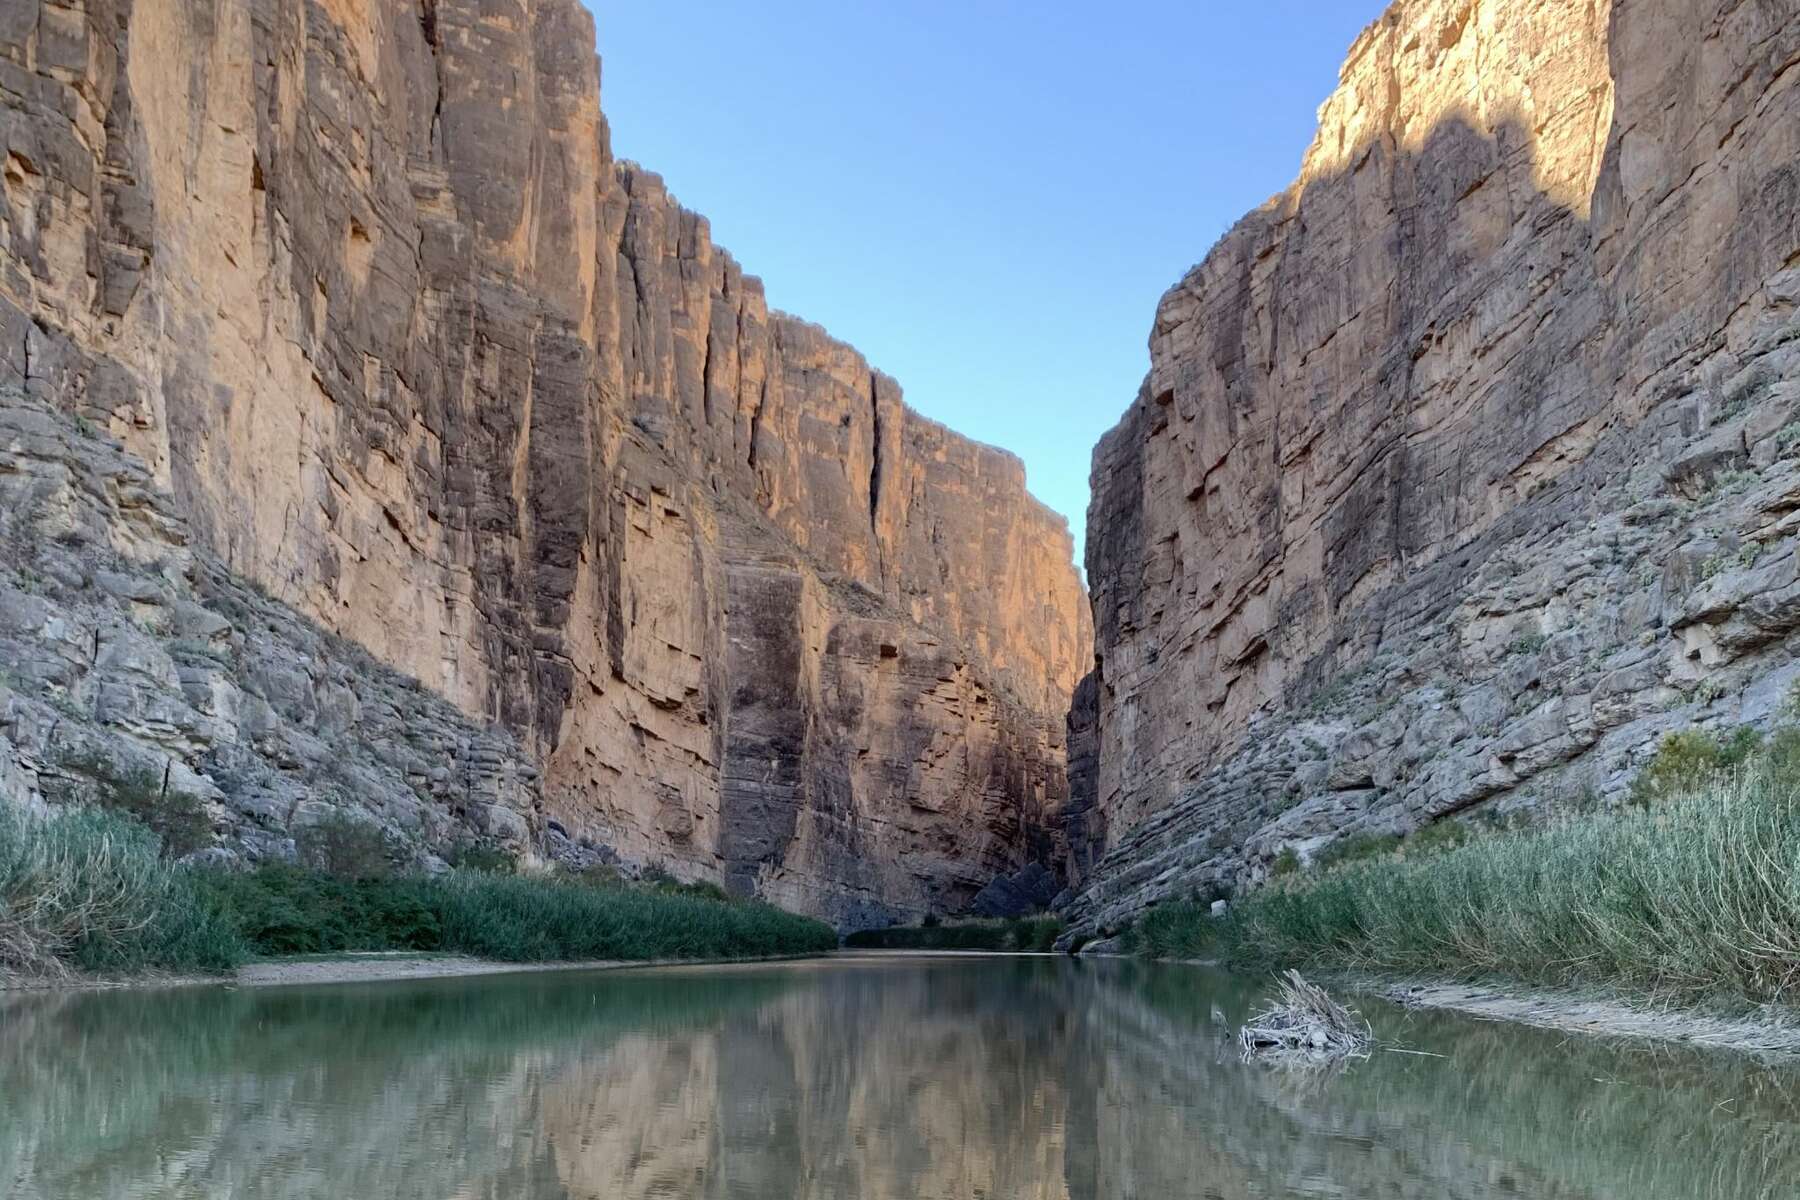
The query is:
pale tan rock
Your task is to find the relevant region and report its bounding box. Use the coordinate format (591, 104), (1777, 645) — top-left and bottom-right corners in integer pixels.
(1071, 0), (1800, 930)
(0, 0), (1088, 925)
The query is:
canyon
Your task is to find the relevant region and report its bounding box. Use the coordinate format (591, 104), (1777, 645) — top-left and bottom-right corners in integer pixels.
(0, 0), (1086, 927)
(6, 0), (1800, 941)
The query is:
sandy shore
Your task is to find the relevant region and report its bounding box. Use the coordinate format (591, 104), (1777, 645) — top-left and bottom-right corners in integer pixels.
(0, 951), (826, 993)
(239, 954), (654, 987)
(1359, 976), (1800, 1058)
(1165, 958), (1800, 1058)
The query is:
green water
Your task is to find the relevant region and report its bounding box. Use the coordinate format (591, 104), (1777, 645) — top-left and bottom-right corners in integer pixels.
(3, 955), (1797, 1198)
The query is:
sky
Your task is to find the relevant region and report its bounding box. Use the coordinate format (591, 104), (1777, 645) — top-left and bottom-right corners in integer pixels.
(584, 2), (1381, 569)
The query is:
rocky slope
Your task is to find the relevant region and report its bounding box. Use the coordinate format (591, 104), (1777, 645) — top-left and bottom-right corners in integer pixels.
(0, 388), (542, 869)
(0, 0), (1087, 926)
(1067, 0), (1800, 933)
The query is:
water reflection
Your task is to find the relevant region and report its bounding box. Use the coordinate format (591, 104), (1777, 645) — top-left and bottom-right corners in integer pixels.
(2, 956), (1797, 1199)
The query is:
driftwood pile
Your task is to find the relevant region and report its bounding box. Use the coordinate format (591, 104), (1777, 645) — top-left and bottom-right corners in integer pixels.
(1239, 970), (1372, 1061)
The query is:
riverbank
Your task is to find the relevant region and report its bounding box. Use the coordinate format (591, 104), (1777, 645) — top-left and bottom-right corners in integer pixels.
(1143, 958), (1800, 1058)
(1364, 977), (1800, 1058)
(842, 916), (1062, 952)
(2, 950), (838, 993)
(1144, 738), (1800, 1000)
(4, 948), (1093, 994)
(1, 803), (838, 983)
(1130, 726), (1800, 1056)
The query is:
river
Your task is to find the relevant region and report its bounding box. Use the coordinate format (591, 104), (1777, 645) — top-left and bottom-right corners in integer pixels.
(3, 954), (1795, 1198)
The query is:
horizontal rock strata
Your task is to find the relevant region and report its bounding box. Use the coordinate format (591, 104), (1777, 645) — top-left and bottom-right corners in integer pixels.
(1069, 0), (1800, 933)
(0, 0), (1088, 925)
(0, 389), (541, 870)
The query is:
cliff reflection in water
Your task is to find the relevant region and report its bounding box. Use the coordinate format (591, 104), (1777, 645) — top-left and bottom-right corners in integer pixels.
(4, 957), (1799, 1199)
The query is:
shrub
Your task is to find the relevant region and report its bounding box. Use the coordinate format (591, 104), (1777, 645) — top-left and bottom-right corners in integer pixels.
(1006, 916), (1063, 952)
(1405, 820), (1474, 856)
(646, 874), (731, 903)
(1270, 847), (1301, 877)
(429, 871), (836, 962)
(199, 866), (833, 963)
(1628, 726), (1761, 806)
(1508, 632), (1548, 656)
(1136, 900), (1219, 961)
(843, 916), (1064, 952)
(0, 804), (243, 977)
(448, 841), (519, 875)
(2, 805), (835, 976)
(845, 921), (1006, 950)
(568, 863), (627, 889)
(56, 753), (212, 859)
(198, 867), (442, 956)
(1315, 832), (1401, 871)
(296, 812), (394, 878)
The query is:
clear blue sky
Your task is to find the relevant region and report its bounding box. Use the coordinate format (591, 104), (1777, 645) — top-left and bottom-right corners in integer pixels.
(584, 2), (1380, 570)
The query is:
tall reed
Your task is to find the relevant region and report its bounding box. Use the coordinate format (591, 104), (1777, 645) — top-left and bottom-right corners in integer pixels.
(1147, 761), (1800, 1009)
(0, 804), (243, 976)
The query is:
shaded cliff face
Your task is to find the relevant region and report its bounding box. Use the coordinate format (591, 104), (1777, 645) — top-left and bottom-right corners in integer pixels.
(1072, 0), (1800, 929)
(0, 0), (1088, 925)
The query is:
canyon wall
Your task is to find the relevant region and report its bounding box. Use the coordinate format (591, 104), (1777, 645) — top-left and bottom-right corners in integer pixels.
(1069, 0), (1800, 932)
(0, 0), (1088, 926)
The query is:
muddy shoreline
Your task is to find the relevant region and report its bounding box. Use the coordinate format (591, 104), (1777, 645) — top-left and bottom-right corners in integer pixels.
(0, 951), (833, 993)
(1166, 958), (1800, 1058)
(1358, 976), (1800, 1058)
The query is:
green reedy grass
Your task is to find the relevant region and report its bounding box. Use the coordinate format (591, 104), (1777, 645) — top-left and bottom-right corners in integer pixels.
(844, 915), (1062, 951)
(1149, 762), (1800, 1009)
(426, 870), (838, 961)
(3, 801), (836, 978)
(0, 804), (243, 977)
(199, 865), (837, 963)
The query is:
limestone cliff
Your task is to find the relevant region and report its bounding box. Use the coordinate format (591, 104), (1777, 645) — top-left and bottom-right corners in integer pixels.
(1069, 0), (1800, 932)
(0, 0), (1088, 925)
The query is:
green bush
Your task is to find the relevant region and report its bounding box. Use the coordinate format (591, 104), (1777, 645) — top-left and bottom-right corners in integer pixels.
(3, 800), (836, 978)
(1136, 900), (1220, 961)
(1314, 832), (1402, 871)
(295, 812), (394, 878)
(650, 876), (732, 903)
(199, 865), (834, 963)
(1007, 916), (1063, 952)
(56, 753), (213, 859)
(843, 915), (1064, 951)
(197, 867), (443, 956)
(1406, 820), (1475, 856)
(1628, 726), (1762, 806)
(429, 871), (836, 962)
(0, 804), (243, 976)
(447, 842), (520, 875)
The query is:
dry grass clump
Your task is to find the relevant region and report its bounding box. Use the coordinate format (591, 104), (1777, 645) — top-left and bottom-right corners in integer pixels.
(0, 803), (241, 978)
(1206, 755), (1800, 1010)
(1238, 969), (1371, 1061)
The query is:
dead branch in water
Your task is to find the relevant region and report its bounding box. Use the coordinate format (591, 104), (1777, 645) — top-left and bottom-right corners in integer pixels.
(1240, 970), (1372, 1061)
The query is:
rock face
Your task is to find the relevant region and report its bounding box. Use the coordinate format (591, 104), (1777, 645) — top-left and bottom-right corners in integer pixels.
(0, 0), (1088, 925)
(0, 388), (542, 871)
(1069, 0), (1800, 933)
